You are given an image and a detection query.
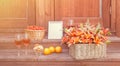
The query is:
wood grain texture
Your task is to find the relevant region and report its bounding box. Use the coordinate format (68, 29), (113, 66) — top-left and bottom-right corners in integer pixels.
(36, 0), (111, 32)
(36, 0), (45, 26)
(36, 0), (54, 30)
(55, 0), (101, 27)
(54, 0), (110, 28)
(102, 0), (111, 28)
(0, 61), (120, 66)
(36, 0), (103, 30)
(0, 49), (120, 66)
(0, 34), (120, 66)
(0, 0), (111, 33)
(111, 0), (116, 32)
(0, 0), (35, 32)
(0, 48), (120, 62)
(116, 0), (120, 36)
(55, 0), (99, 20)
(0, 0), (26, 18)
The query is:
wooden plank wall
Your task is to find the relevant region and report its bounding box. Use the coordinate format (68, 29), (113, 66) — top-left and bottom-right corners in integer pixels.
(102, 0), (111, 28)
(55, 0), (103, 27)
(111, 0), (116, 33)
(36, 0), (110, 31)
(0, 0), (35, 32)
(55, 0), (99, 19)
(36, 0), (54, 30)
(0, 0), (112, 34)
(115, 0), (120, 36)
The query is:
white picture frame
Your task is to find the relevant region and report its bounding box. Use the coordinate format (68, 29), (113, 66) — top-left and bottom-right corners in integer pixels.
(48, 21), (63, 39)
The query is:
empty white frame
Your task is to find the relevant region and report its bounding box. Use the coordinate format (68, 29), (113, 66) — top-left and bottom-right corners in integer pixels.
(48, 21), (63, 39)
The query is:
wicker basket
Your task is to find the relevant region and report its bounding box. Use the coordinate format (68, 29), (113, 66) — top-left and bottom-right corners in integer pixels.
(25, 29), (45, 40)
(69, 44), (106, 60)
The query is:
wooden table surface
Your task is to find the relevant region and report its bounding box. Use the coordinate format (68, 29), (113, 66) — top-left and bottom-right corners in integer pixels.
(0, 49), (120, 62)
(0, 34), (120, 66)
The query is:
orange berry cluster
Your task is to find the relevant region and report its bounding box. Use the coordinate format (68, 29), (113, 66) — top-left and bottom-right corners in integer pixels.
(27, 25), (44, 30)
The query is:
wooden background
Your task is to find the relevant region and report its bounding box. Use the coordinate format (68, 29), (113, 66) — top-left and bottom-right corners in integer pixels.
(0, 0), (120, 36)
(0, 0), (35, 32)
(36, 0), (110, 32)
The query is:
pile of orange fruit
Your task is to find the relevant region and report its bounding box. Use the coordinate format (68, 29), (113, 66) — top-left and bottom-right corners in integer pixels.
(43, 46), (62, 55)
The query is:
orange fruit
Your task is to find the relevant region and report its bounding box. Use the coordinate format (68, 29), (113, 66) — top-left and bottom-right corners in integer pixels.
(55, 46), (62, 53)
(49, 46), (55, 53)
(43, 48), (51, 55)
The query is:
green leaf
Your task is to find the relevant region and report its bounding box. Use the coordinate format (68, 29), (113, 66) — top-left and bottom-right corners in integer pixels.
(107, 32), (112, 35)
(105, 40), (111, 44)
(96, 23), (101, 31)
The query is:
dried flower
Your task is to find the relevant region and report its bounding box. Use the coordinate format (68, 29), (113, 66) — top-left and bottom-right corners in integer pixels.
(62, 19), (111, 47)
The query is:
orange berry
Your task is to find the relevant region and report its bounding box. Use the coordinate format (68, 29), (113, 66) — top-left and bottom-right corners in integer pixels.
(55, 46), (62, 53)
